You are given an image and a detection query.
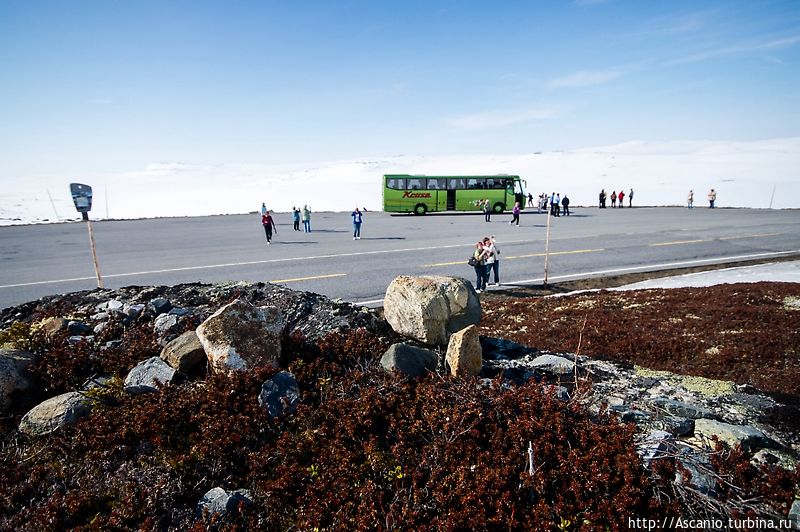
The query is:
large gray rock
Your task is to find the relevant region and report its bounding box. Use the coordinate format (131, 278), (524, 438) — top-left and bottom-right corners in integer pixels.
(383, 275), (480, 346)
(124, 356), (177, 394)
(445, 325), (483, 377)
(648, 398), (717, 420)
(380, 343), (439, 378)
(258, 371), (300, 417)
(530, 354), (576, 376)
(693, 418), (777, 453)
(160, 331), (206, 374)
(196, 487), (252, 518)
(196, 299), (285, 373)
(19, 391), (94, 436)
(0, 348), (35, 412)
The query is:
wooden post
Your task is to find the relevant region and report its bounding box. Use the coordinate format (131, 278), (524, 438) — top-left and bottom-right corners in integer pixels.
(85, 217), (104, 288)
(543, 207), (552, 286)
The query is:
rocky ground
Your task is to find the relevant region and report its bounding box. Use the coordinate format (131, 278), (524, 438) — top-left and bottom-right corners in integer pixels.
(0, 274), (799, 530)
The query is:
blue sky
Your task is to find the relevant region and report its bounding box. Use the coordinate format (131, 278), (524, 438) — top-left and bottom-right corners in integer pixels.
(1, 0), (799, 177)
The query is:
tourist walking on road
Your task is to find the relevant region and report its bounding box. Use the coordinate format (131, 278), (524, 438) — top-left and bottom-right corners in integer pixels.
(510, 201), (521, 226)
(483, 199), (492, 222)
(261, 202), (267, 216)
(618, 189), (625, 208)
(484, 236), (501, 285)
(302, 205), (311, 232)
(708, 189), (717, 208)
(561, 195), (570, 216)
(472, 241), (489, 292)
(261, 210), (277, 245)
(527, 193), (534, 208)
(292, 207), (301, 231)
(351, 207), (363, 240)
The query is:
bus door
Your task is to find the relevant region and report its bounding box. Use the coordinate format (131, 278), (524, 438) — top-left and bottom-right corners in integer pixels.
(447, 190), (456, 210)
(426, 178), (448, 212)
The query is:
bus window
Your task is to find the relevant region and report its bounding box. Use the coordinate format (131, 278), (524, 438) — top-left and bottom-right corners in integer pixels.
(386, 177), (405, 190)
(426, 178), (445, 190)
(466, 178), (486, 189)
(406, 177), (425, 190)
(447, 178), (465, 189)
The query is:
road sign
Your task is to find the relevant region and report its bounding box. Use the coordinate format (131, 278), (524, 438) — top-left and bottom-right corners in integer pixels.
(70, 183), (93, 217)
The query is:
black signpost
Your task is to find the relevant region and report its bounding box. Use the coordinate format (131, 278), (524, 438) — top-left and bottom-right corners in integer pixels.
(69, 183), (104, 288)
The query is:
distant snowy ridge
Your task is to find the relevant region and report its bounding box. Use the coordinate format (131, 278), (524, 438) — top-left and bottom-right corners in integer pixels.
(2, 138), (798, 226)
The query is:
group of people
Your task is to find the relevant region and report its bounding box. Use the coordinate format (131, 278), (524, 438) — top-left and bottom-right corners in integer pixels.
(260, 203), (312, 245)
(481, 199), (522, 226)
(599, 188), (633, 208)
(687, 189), (717, 209)
(471, 235), (501, 292)
(260, 203), (367, 245)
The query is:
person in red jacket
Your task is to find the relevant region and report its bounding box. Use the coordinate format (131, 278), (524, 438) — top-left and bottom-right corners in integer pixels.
(618, 189), (625, 208)
(261, 211), (277, 245)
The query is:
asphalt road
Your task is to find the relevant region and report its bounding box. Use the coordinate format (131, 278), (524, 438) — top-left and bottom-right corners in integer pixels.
(2, 207), (799, 310)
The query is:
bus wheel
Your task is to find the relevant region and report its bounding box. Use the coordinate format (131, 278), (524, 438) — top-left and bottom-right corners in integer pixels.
(492, 202), (505, 213)
(413, 203), (428, 215)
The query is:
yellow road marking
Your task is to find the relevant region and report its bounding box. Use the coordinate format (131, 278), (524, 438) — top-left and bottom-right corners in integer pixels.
(650, 239), (706, 247)
(423, 248), (603, 267)
(271, 273), (346, 283)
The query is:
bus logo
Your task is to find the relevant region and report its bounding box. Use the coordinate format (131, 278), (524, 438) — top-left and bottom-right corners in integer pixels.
(402, 191), (431, 198)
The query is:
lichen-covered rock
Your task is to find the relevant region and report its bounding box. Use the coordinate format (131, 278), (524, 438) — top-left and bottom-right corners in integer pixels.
(196, 487), (252, 519)
(380, 343), (439, 378)
(258, 371), (300, 417)
(19, 391), (93, 436)
(196, 299), (285, 373)
(124, 356), (177, 394)
(445, 325), (483, 377)
(40, 316), (67, 338)
(693, 418), (778, 453)
(383, 275), (480, 346)
(0, 348), (34, 412)
(160, 331), (206, 374)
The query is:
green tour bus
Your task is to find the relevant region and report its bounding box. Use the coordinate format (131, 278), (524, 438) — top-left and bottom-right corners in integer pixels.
(382, 174), (527, 215)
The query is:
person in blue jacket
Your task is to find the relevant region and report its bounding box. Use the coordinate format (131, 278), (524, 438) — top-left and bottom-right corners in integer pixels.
(351, 207), (364, 240)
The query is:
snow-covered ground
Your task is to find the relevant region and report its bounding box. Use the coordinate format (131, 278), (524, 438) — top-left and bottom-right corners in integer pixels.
(616, 261), (800, 290)
(2, 138), (799, 226)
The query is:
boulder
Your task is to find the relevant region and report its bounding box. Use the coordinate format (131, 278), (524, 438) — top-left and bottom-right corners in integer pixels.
(445, 325), (483, 377)
(0, 348), (35, 412)
(258, 371), (300, 417)
(124, 356), (177, 394)
(380, 343), (439, 378)
(19, 391), (93, 436)
(196, 299), (285, 373)
(648, 397), (718, 420)
(160, 331), (206, 374)
(383, 275), (480, 346)
(530, 354), (576, 376)
(196, 487), (252, 518)
(693, 418), (777, 453)
(40, 317), (68, 338)
(154, 313), (179, 335)
(789, 499), (800, 530)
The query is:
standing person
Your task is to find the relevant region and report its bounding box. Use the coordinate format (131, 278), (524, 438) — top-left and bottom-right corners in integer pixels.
(302, 205), (311, 232)
(618, 189), (625, 208)
(610, 190), (617, 208)
(555, 193), (561, 216)
(261, 202), (267, 216)
(708, 188), (716, 208)
(509, 201), (521, 226)
(687, 190), (694, 209)
(292, 207), (301, 231)
(599, 189), (606, 208)
(561, 195), (570, 216)
(472, 241), (489, 292)
(629, 188), (634, 207)
(483, 199), (492, 222)
(527, 192), (534, 208)
(351, 207), (363, 240)
(261, 210), (277, 245)
(484, 235), (501, 286)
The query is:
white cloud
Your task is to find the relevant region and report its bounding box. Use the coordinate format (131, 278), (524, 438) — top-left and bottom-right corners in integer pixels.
(448, 106), (561, 130)
(667, 33), (800, 65)
(549, 69), (623, 88)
